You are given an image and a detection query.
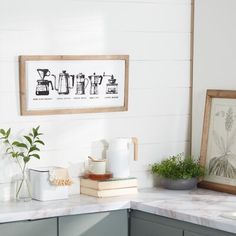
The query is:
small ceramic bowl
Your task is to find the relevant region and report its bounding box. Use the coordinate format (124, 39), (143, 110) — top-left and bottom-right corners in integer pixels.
(88, 158), (107, 175)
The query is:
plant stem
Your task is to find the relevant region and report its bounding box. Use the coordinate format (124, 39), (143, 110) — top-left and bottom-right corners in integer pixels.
(16, 162), (26, 199)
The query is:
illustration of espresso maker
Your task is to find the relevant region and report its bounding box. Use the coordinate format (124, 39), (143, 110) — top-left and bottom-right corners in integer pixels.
(35, 69), (54, 95)
(88, 73), (103, 95)
(103, 73), (118, 94)
(53, 70), (75, 95)
(75, 73), (89, 95)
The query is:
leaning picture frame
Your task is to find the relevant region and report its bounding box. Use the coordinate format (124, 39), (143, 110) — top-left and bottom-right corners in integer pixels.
(19, 55), (129, 115)
(198, 89), (236, 194)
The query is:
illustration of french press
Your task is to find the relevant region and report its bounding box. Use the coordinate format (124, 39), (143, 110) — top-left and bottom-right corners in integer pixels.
(53, 70), (75, 95)
(35, 69), (54, 95)
(88, 72), (103, 95)
(103, 73), (118, 94)
(75, 73), (89, 95)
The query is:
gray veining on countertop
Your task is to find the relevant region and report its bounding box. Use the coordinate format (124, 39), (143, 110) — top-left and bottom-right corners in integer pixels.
(1, 188), (236, 234)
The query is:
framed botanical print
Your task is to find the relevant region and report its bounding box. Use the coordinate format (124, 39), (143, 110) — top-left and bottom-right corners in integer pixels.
(198, 90), (236, 194)
(19, 55), (129, 115)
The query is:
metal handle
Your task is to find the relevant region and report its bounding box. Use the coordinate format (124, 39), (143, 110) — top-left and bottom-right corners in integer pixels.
(99, 76), (103, 85)
(49, 81), (54, 90)
(70, 75), (75, 88)
(51, 74), (58, 91)
(132, 137), (138, 161)
(85, 78), (89, 89)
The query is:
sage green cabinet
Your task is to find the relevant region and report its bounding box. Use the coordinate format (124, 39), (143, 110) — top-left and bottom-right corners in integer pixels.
(130, 210), (236, 236)
(59, 210), (128, 236)
(130, 216), (183, 236)
(0, 218), (57, 236)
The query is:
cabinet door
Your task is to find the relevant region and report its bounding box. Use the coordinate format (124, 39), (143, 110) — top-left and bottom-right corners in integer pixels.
(130, 217), (183, 236)
(0, 218), (57, 236)
(59, 210), (128, 236)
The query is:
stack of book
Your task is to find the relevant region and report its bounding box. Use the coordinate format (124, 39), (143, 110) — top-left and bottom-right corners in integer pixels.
(80, 177), (138, 198)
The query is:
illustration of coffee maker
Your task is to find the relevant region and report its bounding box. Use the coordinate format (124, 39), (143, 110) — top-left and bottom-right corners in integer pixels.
(53, 70), (75, 95)
(103, 73), (118, 94)
(88, 73), (103, 95)
(75, 73), (89, 95)
(35, 69), (54, 95)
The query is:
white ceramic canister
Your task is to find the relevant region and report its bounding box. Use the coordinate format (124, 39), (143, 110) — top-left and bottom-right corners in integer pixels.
(29, 167), (69, 201)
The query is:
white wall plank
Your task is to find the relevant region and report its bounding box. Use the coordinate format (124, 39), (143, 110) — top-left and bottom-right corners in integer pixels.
(0, 115), (190, 150)
(0, 2), (191, 33)
(130, 61), (191, 89)
(0, 31), (190, 60)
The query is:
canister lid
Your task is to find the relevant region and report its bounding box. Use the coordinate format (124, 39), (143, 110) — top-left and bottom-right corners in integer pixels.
(29, 166), (56, 172)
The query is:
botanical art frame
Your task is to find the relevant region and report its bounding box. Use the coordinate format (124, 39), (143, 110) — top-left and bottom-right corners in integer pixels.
(198, 90), (236, 194)
(19, 55), (129, 115)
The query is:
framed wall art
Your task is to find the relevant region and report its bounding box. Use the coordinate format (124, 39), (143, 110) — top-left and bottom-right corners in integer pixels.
(19, 55), (129, 115)
(198, 90), (236, 194)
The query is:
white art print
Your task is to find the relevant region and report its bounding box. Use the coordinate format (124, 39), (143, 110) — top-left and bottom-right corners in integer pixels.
(204, 98), (236, 186)
(19, 56), (129, 115)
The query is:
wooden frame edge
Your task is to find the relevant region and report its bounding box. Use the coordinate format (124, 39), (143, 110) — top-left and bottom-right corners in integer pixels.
(19, 55), (129, 116)
(199, 89), (236, 194)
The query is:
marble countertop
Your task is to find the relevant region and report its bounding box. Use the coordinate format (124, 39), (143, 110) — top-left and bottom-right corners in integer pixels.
(1, 188), (236, 234)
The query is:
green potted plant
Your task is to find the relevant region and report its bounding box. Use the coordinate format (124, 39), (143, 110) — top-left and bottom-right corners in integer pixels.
(150, 153), (204, 190)
(0, 126), (44, 201)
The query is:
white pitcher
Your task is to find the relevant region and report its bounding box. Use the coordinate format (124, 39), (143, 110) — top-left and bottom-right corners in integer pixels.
(106, 137), (138, 178)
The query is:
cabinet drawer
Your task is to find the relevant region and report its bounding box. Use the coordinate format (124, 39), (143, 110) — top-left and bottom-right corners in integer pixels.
(0, 218), (57, 236)
(59, 210), (128, 236)
(130, 217), (183, 236)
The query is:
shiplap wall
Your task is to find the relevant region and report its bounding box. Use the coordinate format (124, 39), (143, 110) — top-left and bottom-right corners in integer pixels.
(0, 0), (192, 196)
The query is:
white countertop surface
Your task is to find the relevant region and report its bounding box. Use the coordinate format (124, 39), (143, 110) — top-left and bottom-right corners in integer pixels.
(1, 188), (236, 234)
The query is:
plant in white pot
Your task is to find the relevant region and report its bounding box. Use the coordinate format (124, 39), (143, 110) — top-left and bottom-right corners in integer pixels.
(0, 126), (44, 201)
(150, 153), (204, 190)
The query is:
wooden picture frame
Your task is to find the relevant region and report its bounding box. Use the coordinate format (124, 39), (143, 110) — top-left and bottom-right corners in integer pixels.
(198, 89), (236, 194)
(19, 55), (129, 116)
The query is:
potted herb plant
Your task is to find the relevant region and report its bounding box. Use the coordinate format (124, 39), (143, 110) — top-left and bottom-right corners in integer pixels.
(150, 153), (204, 190)
(0, 126), (44, 201)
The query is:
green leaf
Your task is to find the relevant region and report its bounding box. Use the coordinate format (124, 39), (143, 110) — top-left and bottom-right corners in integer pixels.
(35, 126), (40, 132)
(12, 152), (19, 158)
(34, 140), (45, 145)
(23, 156), (30, 163)
(24, 135), (32, 145)
(30, 154), (40, 159)
(29, 145), (40, 153)
(12, 141), (28, 149)
(32, 128), (37, 138)
(29, 133), (33, 137)
(6, 128), (11, 138)
(0, 129), (6, 136)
